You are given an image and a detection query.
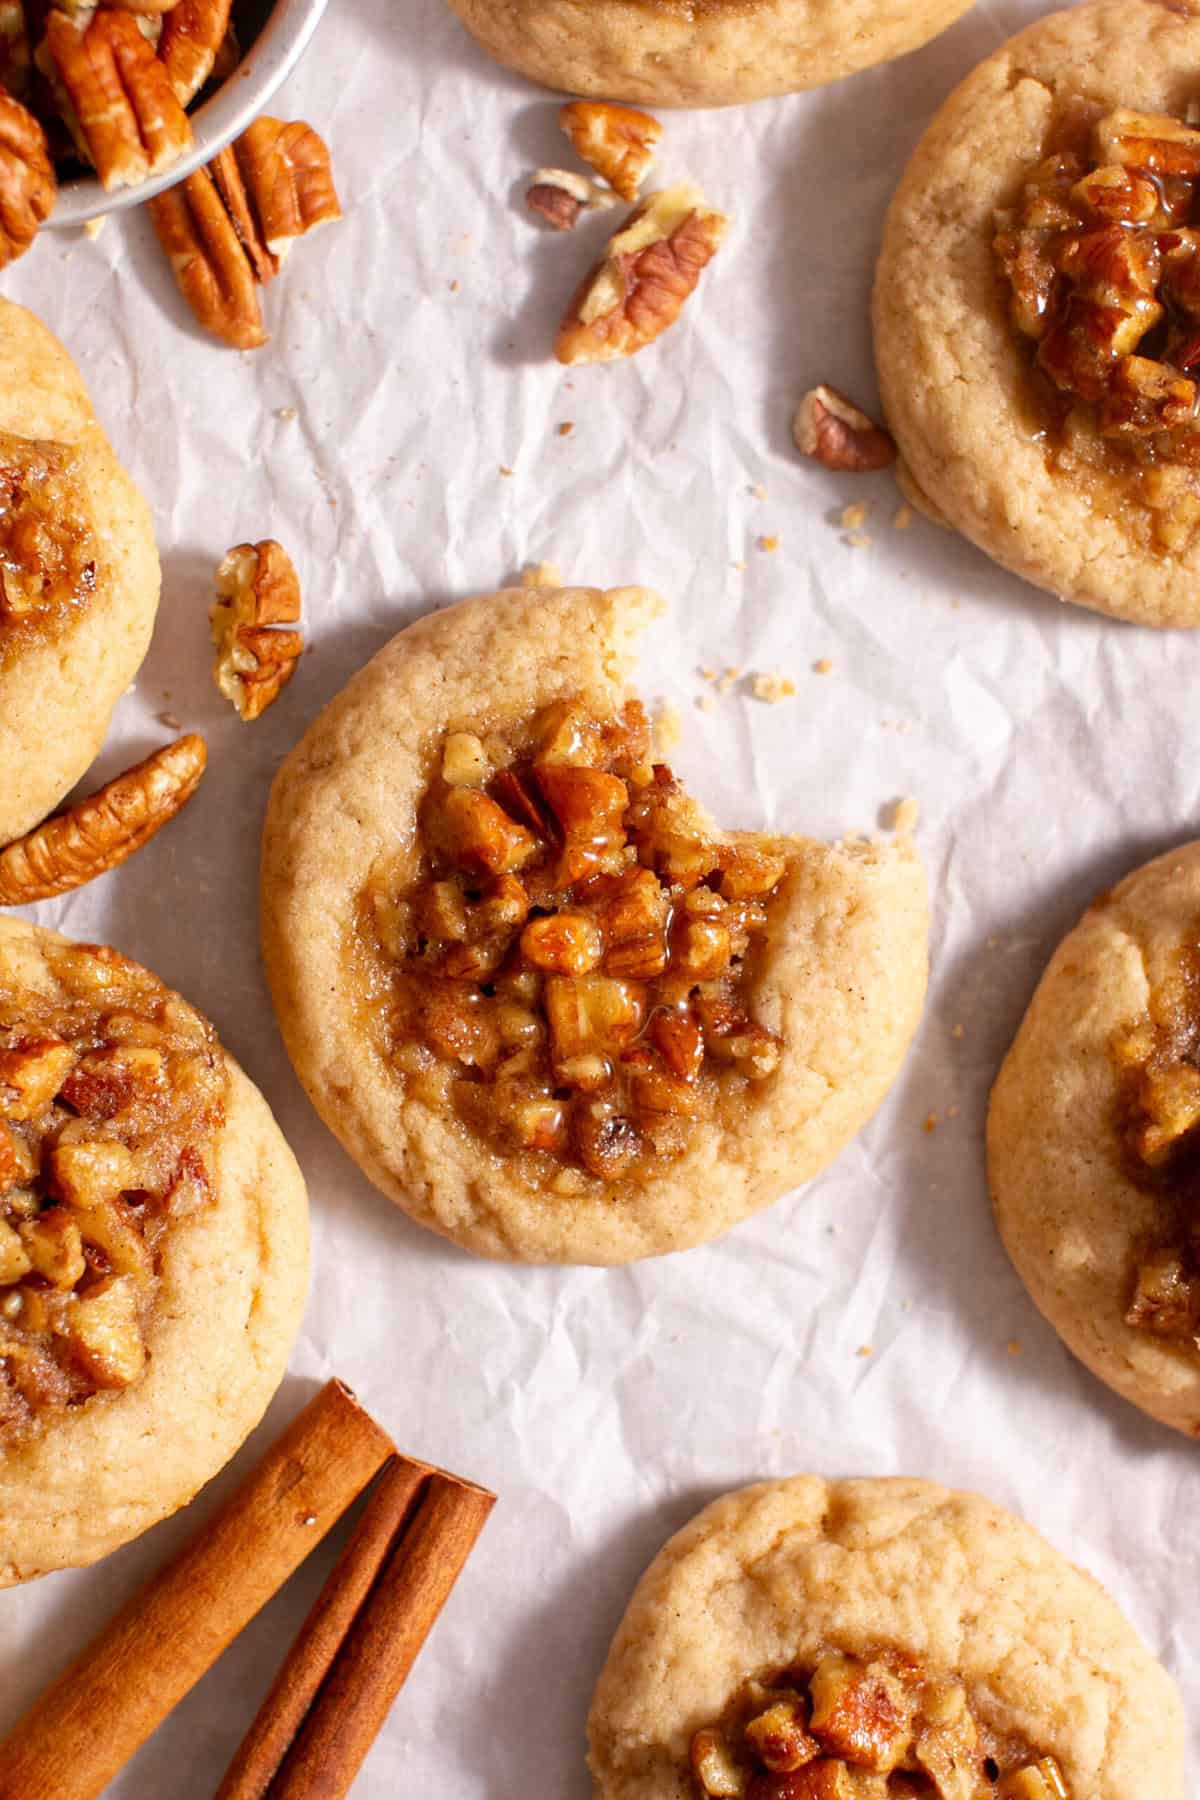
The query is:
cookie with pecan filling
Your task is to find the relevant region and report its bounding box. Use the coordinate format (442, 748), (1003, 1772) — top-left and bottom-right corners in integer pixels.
(261, 583), (928, 1264)
(989, 838), (1200, 1436)
(443, 0), (976, 109)
(874, 0), (1200, 627)
(0, 296), (160, 843)
(588, 1477), (1184, 1800)
(0, 916), (309, 1585)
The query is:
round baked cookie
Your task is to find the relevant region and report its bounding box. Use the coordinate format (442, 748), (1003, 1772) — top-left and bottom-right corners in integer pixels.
(261, 583), (928, 1265)
(444, 0), (977, 109)
(874, 0), (1200, 628)
(588, 1475), (1185, 1800)
(0, 917), (309, 1584)
(989, 840), (1200, 1437)
(0, 297), (161, 844)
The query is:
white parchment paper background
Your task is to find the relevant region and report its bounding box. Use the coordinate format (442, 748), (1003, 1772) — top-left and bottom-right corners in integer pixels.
(1, 0), (1196, 1790)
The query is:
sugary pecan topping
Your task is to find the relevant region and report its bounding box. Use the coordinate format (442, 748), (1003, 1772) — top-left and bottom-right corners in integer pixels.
(360, 699), (787, 1189)
(0, 940), (226, 1441)
(994, 104), (1200, 549)
(689, 1655), (1069, 1799)
(0, 432), (96, 663)
(1110, 931), (1200, 1346)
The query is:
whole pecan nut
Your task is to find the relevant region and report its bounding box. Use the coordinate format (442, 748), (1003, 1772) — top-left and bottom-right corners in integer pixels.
(555, 182), (729, 366)
(41, 7), (193, 189)
(0, 735), (208, 905)
(0, 89), (56, 271)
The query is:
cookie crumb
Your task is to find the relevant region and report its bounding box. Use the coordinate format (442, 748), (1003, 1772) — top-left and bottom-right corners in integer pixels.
(751, 672), (796, 703)
(922, 1113), (938, 1134)
(699, 666), (718, 683)
(749, 483), (769, 502)
(521, 562), (563, 590)
(951, 1023), (965, 1040)
(696, 694), (717, 713)
(83, 215), (106, 241)
(947, 1104), (960, 1120)
(448, 279), (461, 293)
(499, 466), (514, 478)
(813, 658), (833, 676)
(845, 530), (873, 549)
(717, 666), (741, 695)
(1006, 1339), (1023, 1357)
(884, 796), (919, 836)
(557, 421), (575, 437)
(157, 711), (183, 730)
(856, 1344), (873, 1358)
(893, 504), (914, 531)
(757, 535), (779, 553)
(654, 701), (683, 753)
(840, 502), (868, 532)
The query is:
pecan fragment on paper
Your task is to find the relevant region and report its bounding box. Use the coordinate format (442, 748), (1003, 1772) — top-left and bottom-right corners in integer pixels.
(0, 88), (56, 271)
(0, 734), (207, 904)
(793, 386), (897, 473)
(210, 538), (303, 720)
(559, 100), (661, 202)
(41, 6), (192, 189)
(555, 182), (729, 365)
(526, 166), (616, 232)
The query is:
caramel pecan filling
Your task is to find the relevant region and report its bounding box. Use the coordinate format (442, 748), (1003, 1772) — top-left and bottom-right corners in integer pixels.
(994, 105), (1200, 549)
(0, 942), (226, 1441)
(690, 1653), (1068, 1800)
(1112, 933), (1200, 1345)
(0, 432), (97, 663)
(360, 699), (787, 1187)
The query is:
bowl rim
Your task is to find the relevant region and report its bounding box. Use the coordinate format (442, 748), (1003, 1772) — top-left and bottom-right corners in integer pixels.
(48, 0), (330, 229)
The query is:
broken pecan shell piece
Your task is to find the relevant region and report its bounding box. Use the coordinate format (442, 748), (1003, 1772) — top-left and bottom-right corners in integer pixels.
(211, 539), (303, 720)
(0, 88), (56, 270)
(793, 386), (897, 473)
(232, 115), (340, 261)
(0, 734), (207, 904)
(555, 183), (729, 366)
(42, 7), (192, 189)
(157, 0), (231, 104)
(147, 164), (266, 349)
(559, 99), (661, 202)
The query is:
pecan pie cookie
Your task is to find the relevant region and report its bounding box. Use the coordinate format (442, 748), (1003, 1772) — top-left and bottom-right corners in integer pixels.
(0, 298), (160, 844)
(874, 0), (1200, 628)
(989, 840), (1200, 1436)
(588, 1476), (1184, 1800)
(0, 917), (309, 1584)
(261, 583), (928, 1264)
(444, 0), (977, 109)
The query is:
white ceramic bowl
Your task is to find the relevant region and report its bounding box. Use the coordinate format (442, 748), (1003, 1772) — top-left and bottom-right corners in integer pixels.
(49, 0), (329, 229)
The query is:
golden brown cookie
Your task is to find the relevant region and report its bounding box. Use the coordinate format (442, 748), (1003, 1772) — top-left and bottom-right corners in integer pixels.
(444, 0), (976, 109)
(588, 1475), (1185, 1800)
(989, 839), (1200, 1437)
(0, 297), (160, 844)
(261, 583), (928, 1265)
(0, 917), (309, 1584)
(874, 0), (1200, 628)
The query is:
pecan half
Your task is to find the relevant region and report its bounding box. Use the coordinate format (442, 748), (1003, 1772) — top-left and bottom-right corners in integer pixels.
(0, 88), (55, 271)
(41, 6), (192, 189)
(559, 100), (661, 202)
(555, 183), (729, 365)
(793, 386), (897, 473)
(230, 116), (340, 262)
(157, 0), (231, 104)
(0, 734), (207, 904)
(147, 163), (266, 348)
(210, 538), (303, 720)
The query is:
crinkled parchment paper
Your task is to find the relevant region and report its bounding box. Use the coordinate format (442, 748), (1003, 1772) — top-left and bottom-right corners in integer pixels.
(0, 0), (1195, 1791)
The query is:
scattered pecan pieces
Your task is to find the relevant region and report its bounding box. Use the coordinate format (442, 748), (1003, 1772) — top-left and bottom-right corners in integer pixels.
(210, 538), (303, 720)
(793, 386), (897, 473)
(41, 6), (192, 189)
(526, 166), (616, 231)
(555, 182), (729, 365)
(0, 87), (55, 268)
(158, 0), (232, 104)
(148, 116), (339, 347)
(148, 161), (267, 348)
(0, 734), (207, 904)
(559, 99), (661, 202)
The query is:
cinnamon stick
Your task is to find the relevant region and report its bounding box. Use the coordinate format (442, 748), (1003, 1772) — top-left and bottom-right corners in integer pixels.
(0, 1379), (393, 1800)
(215, 1455), (431, 1800)
(266, 1467), (496, 1800)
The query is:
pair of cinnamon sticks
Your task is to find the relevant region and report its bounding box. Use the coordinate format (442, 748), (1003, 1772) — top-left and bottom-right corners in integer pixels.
(0, 1380), (495, 1799)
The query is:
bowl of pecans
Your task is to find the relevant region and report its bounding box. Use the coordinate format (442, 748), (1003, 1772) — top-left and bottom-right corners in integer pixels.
(1, 0), (329, 237)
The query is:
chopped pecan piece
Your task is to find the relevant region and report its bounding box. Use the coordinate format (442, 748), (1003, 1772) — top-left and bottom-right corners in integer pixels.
(793, 387), (897, 473)
(147, 164), (266, 349)
(68, 1273), (145, 1387)
(0, 1037), (74, 1118)
(691, 1727), (747, 1798)
(42, 6), (192, 188)
(48, 1139), (136, 1208)
(743, 1698), (820, 1774)
(998, 1760), (1069, 1800)
(1096, 107), (1200, 178)
(807, 1655), (916, 1773)
(430, 788), (541, 876)
(0, 87), (55, 269)
(526, 166), (615, 231)
(556, 183), (729, 366)
(559, 99), (661, 202)
(211, 539), (303, 719)
(1126, 1249), (1199, 1338)
(0, 735), (207, 905)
